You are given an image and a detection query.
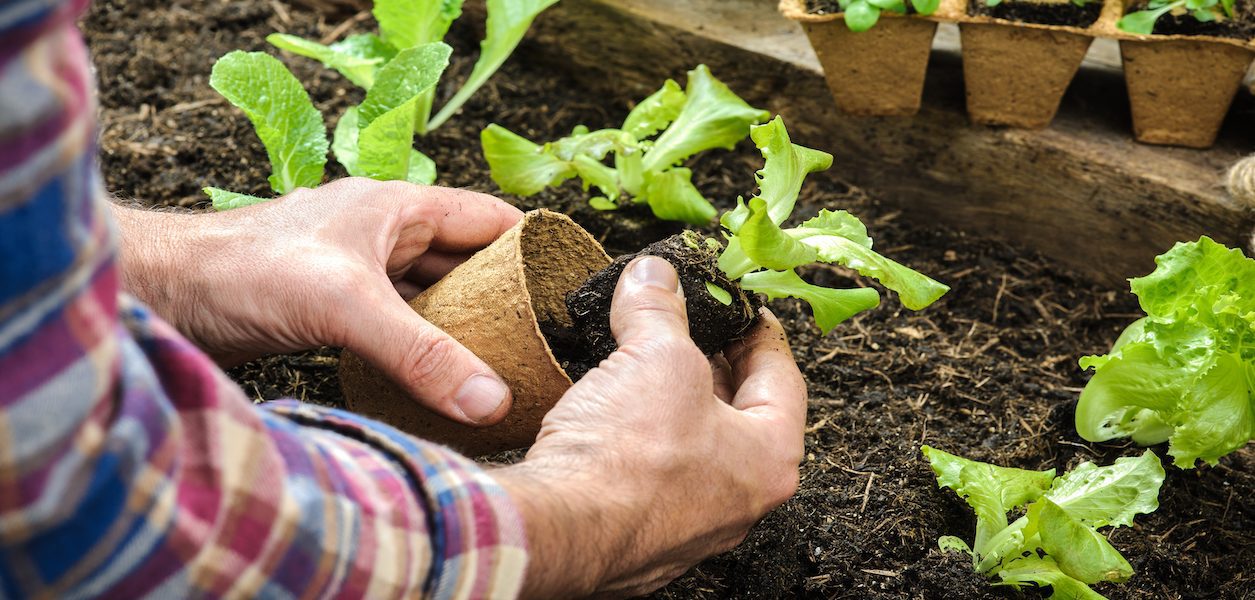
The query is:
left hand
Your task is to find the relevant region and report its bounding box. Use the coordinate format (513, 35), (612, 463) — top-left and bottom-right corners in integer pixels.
(111, 178), (523, 426)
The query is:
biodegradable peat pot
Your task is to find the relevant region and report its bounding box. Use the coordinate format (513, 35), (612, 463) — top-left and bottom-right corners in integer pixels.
(1120, 39), (1255, 148)
(339, 210), (611, 455)
(960, 23), (1093, 128)
(782, 0), (939, 117)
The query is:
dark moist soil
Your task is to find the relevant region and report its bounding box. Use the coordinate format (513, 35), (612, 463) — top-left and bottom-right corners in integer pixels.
(1128, 0), (1255, 38)
(559, 232), (759, 381)
(968, 0), (1104, 28)
(83, 1), (1253, 598)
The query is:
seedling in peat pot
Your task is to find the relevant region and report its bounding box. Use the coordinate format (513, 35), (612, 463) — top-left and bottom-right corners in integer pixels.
(203, 0), (558, 209)
(482, 65), (770, 225)
(1118, 0), (1234, 34)
(1075, 237), (1255, 468)
(922, 447), (1166, 599)
(554, 116), (950, 378)
(838, 0), (941, 32)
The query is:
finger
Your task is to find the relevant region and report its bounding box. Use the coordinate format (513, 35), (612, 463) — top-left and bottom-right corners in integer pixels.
(725, 309), (807, 431)
(608, 256), (690, 349)
(710, 354), (734, 404)
(343, 289), (512, 426)
(392, 185), (523, 254)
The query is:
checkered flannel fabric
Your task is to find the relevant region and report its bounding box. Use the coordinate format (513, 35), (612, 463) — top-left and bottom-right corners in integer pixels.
(0, 1), (528, 597)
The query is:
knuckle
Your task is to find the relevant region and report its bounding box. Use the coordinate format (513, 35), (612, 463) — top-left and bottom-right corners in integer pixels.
(397, 328), (461, 394)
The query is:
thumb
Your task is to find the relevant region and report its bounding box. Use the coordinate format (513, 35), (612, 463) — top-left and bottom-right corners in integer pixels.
(609, 256), (691, 348)
(343, 290), (512, 426)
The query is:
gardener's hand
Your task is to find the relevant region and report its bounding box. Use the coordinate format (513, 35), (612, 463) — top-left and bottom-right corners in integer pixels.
(110, 178), (522, 426)
(496, 257), (807, 598)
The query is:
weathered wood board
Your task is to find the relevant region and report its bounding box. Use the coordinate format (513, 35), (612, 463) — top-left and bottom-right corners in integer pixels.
(481, 0), (1255, 285)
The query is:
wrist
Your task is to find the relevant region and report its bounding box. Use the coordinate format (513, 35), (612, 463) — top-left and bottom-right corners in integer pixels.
(493, 457), (644, 598)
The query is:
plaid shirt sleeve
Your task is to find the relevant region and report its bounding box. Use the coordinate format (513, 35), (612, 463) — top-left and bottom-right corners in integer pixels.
(0, 1), (528, 598)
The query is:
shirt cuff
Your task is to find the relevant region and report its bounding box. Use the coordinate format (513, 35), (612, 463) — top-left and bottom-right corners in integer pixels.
(263, 400), (528, 599)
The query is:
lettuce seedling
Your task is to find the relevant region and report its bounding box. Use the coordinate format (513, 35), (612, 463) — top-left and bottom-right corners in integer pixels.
(269, 0), (558, 132)
(481, 65), (771, 225)
(923, 447), (1165, 599)
(712, 117), (949, 333)
(837, 0), (941, 32)
(1118, 0), (1234, 34)
(204, 0), (557, 209)
(1076, 236), (1255, 468)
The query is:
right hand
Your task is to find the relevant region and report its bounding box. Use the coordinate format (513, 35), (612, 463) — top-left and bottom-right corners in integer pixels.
(496, 256), (808, 598)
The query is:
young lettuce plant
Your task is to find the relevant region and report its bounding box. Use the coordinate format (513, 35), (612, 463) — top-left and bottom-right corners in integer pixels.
(268, 0), (558, 132)
(713, 117), (950, 334)
(481, 65), (771, 225)
(839, 0), (941, 32)
(1118, 0), (1234, 34)
(922, 447), (1166, 600)
(1076, 236), (1255, 468)
(204, 44), (451, 209)
(203, 0), (557, 209)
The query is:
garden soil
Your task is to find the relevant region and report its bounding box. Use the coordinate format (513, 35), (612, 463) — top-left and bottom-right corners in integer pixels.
(83, 1), (1252, 598)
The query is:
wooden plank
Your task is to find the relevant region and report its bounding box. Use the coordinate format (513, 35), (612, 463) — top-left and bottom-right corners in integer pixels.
(492, 0), (1255, 285)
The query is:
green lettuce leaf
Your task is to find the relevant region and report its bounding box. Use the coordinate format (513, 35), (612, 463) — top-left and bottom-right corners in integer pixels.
(1030, 500), (1133, 585)
(740, 269), (880, 334)
(1041, 450), (1165, 529)
(623, 79), (686, 140)
(1077, 237), (1255, 467)
(428, 0), (560, 131)
(209, 51), (327, 194)
(204, 187), (271, 211)
(643, 65), (770, 173)
(641, 167), (717, 225)
(481, 124), (577, 194)
(739, 198), (817, 271)
(722, 116), (833, 233)
(373, 0), (464, 50)
(791, 210), (950, 310)
(995, 555), (1106, 600)
(358, 43), (452, 127)
(921, 446), (1055, 553)
(266, 33), (396, 89)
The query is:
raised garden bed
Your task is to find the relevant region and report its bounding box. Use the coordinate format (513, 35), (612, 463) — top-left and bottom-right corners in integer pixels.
(787, 0), (1255, 147)
(83, 0), (1252, 598)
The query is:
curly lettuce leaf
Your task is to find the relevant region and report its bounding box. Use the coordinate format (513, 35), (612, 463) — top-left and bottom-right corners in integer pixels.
(623, 79), (686, 140)
(1041, 451), (1165, 529)
(791, 210), (950, 310)
(428, 0), (560, 131)
(209, 51), (327, 195)
(266, 33), (396, 89)
(922, 446), (1056, 553)
(738, 197), (817, 271)
(740, 269), (879, 334)
(643, 65), (770, 173)
(722, 116), (833, 233)
(1078, 237), (1255, 467)
(481, 124), (577, 194)
(641, 167), (717, 225)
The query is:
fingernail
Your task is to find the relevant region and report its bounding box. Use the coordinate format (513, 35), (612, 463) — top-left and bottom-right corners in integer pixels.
(629, 256), (676, 290)
(455, 374), (508, 422)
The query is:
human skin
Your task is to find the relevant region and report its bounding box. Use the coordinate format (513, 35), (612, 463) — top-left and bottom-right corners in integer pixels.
(112, 179), (807, 596)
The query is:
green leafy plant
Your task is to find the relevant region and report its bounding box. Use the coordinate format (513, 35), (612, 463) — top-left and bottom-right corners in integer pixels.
(204, 0), (558, 209)
(481, 65), (770, 225)
(837, 0), (941, 32)
(984, 0), (1089, 6)
(1076, 236), (1255, 468)
(923, 447), (1166, 599)
(1117, 0), (1234, 34)
(706, 117), (948, 332)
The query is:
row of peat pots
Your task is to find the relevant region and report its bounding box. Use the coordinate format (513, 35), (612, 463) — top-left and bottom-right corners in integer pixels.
(782, 0), (1255, 148)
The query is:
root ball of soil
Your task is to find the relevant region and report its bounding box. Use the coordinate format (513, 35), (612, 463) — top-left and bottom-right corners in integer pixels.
(562, 233), (759, 379)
